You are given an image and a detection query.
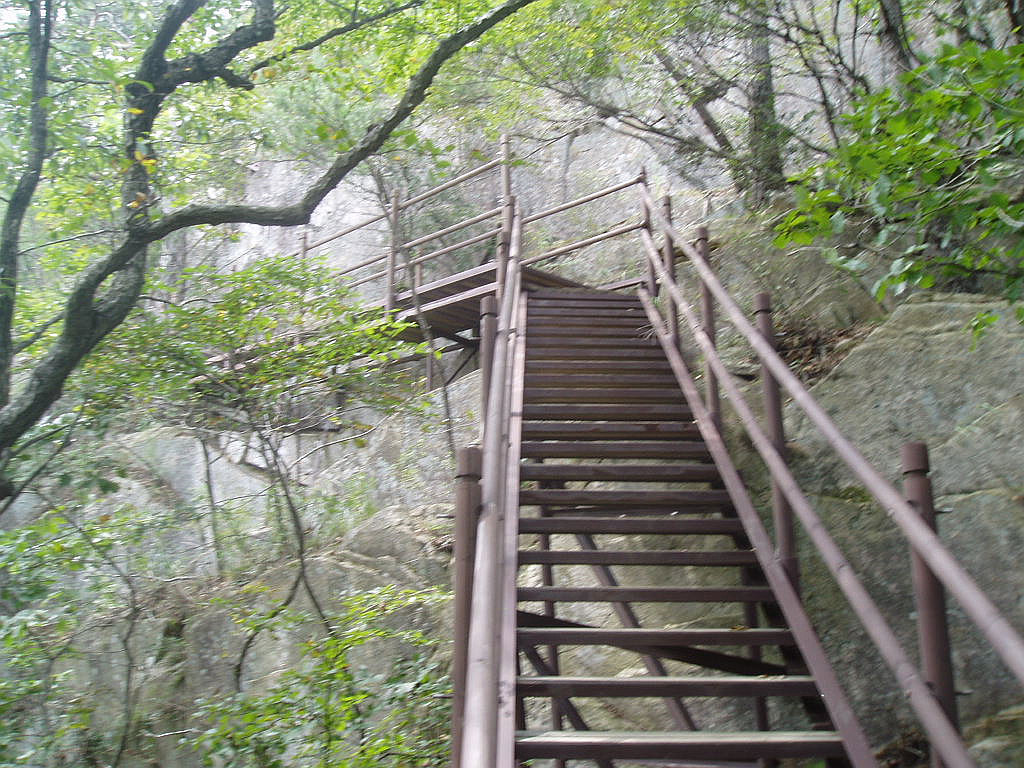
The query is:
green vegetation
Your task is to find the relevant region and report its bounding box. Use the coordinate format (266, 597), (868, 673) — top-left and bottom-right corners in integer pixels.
(193, 587), (449, 768)
(778, 42), (1024, 323)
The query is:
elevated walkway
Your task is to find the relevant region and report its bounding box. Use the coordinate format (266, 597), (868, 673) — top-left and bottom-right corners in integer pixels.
(295, 141), (1024, 767)
(390, 263), (586, 344)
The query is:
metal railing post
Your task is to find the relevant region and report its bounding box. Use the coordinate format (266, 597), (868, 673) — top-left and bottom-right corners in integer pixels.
(754, 293), (798, 594)
(639, 170), (657, 297)
(452, 446), (483, 768)
(902, 441), (959, 767)
(696, 226), (720, 432)
(497, 135), (513, 299)
(479, 296), (498, 418)
(661, 195), (678, 348)
(386, 189), (400, 311)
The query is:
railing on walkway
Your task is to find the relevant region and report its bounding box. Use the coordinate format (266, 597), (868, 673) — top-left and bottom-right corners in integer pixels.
(287, 136), (647, 313)
(370, 141), (1024, 767)
(453, 211), (524, 768)
(635, 185), (1024, 768)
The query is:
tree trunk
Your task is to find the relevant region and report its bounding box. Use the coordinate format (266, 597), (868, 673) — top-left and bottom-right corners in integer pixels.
(746, 2), (786, 206)
(877, 0), (914, 72)
(1005, 0), (1024, 41)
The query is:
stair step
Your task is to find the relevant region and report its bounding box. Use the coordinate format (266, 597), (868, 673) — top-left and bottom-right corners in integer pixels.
(519, 462), (713, 482)
(525, 360), (673, 373)
(523, 373), (678, 388)
(527, 346), (666, 360)
(525, 325), (653, 337)
(517, 586), (775, 603)
(528, 289), (638, 301)
(529, 302), (646, 313)
(520, 404), (689, 421)
(520, 489), (732, 508)
(517, 627), (793, 647)
(518, 550), (756, 566)
(520, 441), (710, 459)
(527, 336), (658, 348)
(526, 316), (652, 329)
(517, 675), (819, 698)
(520, 422), (699, 441)
(523, 388), (682, 404)
(519, 517), (743, 535)
(515, 731), (847, 761)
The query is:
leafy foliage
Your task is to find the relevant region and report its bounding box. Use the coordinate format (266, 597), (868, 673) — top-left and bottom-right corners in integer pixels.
(80, 254), (420, 431)
(776, 43), (1024, 319)
(192, 587), (450, 768)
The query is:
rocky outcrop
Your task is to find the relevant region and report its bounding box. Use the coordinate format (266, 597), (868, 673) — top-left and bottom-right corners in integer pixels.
(781, 292), (1024, 742)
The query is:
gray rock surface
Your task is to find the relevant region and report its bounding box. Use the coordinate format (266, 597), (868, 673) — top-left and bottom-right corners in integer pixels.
(776, 292), (1024, 743)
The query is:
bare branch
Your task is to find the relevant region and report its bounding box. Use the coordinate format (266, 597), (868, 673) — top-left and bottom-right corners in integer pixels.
(248, 0), (424, 74)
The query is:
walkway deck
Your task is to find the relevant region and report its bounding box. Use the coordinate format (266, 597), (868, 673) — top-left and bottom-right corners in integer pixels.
(390, 262), (587, 344)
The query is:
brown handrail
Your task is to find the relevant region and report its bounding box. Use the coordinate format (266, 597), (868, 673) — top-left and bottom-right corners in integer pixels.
(637, 288), (879, 768)
(344, 227), (502, 289)
(459, 209), (523, 768)
(639, 187), (1024, 688)
(639, 233), (972, 767)
(402, 206), (502, 250)
(521, 175), (644, 224)
(520, 220), (643, 267)
(296, 158), (503, 262)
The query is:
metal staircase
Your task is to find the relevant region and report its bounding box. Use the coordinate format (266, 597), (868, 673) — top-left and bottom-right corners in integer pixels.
(513, 288), (851, 766)
(301, 141), (1024, 767)
(446, 189), (1024, 768)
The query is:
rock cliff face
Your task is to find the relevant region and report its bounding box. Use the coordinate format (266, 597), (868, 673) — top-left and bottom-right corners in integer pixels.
(782, 293), (1024, 748)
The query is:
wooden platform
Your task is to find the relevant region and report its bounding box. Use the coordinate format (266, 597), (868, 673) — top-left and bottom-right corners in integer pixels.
(390, 262), (589, 343)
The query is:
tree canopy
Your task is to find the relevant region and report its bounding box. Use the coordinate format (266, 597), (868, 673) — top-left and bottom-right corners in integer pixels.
(0, 0), (538, 500)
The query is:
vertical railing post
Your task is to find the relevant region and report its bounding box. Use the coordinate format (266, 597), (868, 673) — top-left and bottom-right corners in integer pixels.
(497, 135), (513, 300)
(639, 169), (657, 297)
(902, 441), (959, 768)
(452, 446), (482, 768)
(412, 259), (434, 390)
(386, 189), (400, 311)
(696, 227), (720, 432)
(754, 292), (798, 593)
(479, 296), (498, 418)
(660, 195), (678, 348)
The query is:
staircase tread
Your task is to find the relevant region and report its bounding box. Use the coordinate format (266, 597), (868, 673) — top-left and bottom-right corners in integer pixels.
(520, 489), (731, 507)
(517, 550), (755, 565)
(520, 404), (691, 420)
(517, 627), (793, 645)
(521, 441), (711, 459)
(520, 421), (699, 438)
(517, 586), (775, 602)
(515, 730), (848, 761)
(518, 517), (744, 534)
(516, 675), (819, 697)
(519, 463), (715, 481)
(523, 374), (679, 387)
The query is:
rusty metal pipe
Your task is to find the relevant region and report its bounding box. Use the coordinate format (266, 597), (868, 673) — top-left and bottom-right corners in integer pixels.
(638, 187), (1024, 686)
(903, 442), (959, 768)
(696, 227), (720, 432)
(452, 447), (482, 768)
(638, 237), (974, 767)
(637, 287), (878, 768)
(479, 296), (498, 420)
(754, 293), (798, 594)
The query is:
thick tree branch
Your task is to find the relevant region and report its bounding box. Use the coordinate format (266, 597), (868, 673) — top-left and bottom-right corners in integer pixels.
(142, 0), (540, 241)
(0, 0), (539, 494)
(0, 0), (53, 410)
